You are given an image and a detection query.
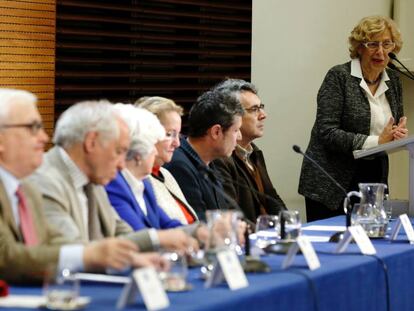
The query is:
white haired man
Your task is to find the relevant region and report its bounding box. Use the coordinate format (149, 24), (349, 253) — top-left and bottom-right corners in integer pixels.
(30, 100), (193, 252)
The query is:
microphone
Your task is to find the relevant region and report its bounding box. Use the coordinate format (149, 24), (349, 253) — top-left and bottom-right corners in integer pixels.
(387, 62), (414, 80)
(293, 145), (352, 242)
(388, 53), (414, 80)
(212, 162), (295, 254)
(198, 164), (242, 212)
(292, 145), (347, 196)
(198, 165), (270, 272)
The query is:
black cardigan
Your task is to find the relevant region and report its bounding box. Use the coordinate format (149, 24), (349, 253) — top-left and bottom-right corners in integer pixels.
(298, 61), (403, 211)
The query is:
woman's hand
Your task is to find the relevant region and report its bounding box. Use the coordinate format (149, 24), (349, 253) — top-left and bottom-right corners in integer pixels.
(378, 117), (395, 144)
(392, 116), (408, 140)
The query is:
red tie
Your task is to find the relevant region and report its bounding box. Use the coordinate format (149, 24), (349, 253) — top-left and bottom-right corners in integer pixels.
(16, 186), (39, 246)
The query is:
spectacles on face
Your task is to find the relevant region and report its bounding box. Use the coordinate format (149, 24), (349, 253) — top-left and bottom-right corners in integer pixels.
(362, 41), (395, 51)
(244, 104), (265, 114)
(165, 130), (180, 140)
(0, 121), (44, 135)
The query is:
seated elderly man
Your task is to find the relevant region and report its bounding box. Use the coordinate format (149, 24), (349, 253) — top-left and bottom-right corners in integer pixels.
(165, 89), (244, 221)
(213, 79), (287, 224)
(30, 100), (193, 252)
(0, 89), (161, 284)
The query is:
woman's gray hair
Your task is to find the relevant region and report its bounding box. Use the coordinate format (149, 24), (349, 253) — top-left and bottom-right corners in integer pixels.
(53, 100), (120, 148)
(113, 104), (165, 161)
(0, 88), (37, 125)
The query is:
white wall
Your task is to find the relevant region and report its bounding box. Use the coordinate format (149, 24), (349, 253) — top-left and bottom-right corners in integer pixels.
(251, 0), (394, 222)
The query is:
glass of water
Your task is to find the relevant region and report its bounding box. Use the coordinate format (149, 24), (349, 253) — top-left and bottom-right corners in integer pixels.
(255, 215), (279, 249)
(158, 252), (189, 292)
(279, 210), (301, 241)
(43, 268), (80, 310)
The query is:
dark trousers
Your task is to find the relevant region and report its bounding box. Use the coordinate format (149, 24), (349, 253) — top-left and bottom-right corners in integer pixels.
(306, 155), (389, 223)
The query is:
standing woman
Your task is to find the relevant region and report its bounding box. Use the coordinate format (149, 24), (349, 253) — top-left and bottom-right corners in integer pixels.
(299, 16), (408, 222)
(138, 97), (198, 224)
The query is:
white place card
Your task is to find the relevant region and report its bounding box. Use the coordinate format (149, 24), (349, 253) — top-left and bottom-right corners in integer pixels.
(296, 236), (321, 270)
(335, 225), (376, 255)
(116, 268), (169, 311)
(282, 236), (321, 270)
(390, 214), (414, 243)
(217, 250), (249, 290)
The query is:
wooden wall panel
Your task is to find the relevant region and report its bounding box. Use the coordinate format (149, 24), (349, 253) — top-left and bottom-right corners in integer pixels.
(0, 0), (56, 137)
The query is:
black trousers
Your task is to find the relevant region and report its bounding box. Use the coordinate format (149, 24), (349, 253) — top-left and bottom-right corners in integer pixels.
(305, 155), (389, 223)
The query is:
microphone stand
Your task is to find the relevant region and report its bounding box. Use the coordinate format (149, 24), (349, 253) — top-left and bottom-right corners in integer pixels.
(387, 62), (414, 80)
(292, 145), (353, 242)
(388, 53), (414, 80)
(198, 166), (270, 273)
(214, 166), (297, 254)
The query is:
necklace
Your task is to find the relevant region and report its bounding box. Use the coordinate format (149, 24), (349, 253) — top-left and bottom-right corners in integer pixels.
(363, 74), (381, 85)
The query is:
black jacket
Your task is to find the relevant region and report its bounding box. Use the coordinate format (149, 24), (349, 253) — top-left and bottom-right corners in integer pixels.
(164, 138), (235, 221)
(298, 61), (403, 210)
(214, 143), (286, 223)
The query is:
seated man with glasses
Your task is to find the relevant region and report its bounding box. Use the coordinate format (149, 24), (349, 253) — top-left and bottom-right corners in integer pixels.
(213, 79), (287, 224)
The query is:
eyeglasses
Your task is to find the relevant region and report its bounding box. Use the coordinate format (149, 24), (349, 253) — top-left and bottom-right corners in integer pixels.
(0, 121), (44, 135)
(362, 41), (395, 51)
(244, 104), (265, 114)
(165, 130), (180, 140)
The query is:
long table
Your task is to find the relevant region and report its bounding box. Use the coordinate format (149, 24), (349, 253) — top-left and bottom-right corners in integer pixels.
(5, 216), (414, 311)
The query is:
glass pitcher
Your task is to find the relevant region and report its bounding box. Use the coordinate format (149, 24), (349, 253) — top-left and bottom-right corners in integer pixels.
(346, 183), (388, 238)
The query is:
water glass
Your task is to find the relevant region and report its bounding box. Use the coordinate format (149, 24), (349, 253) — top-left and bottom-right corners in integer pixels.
(43, 268), (80, 310)
(205, 210), (242, 254)
(158, 252), (189, 292)
(255, 215), (279, 248)
(279, 210), (301, 241)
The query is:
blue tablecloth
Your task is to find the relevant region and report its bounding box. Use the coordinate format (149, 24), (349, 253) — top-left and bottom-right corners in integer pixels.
(6, 216), (414, 311)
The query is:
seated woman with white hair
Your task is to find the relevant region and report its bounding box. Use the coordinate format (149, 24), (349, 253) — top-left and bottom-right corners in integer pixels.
(105, 104), (186, 230)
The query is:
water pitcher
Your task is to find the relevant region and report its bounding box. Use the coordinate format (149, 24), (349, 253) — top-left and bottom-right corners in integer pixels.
(346, 183), (388, 238)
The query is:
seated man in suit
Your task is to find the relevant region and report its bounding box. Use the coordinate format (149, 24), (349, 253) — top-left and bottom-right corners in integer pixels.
(0, 89), (161, 284)
(30, 100), (194, 253)
(213, 79), (287, 224)
(164, 89), (244, 221)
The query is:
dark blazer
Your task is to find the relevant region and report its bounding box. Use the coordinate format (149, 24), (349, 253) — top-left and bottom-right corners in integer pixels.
(0, 179), (64, 284)
(214, 143), (286, 223)
(164, 138), (233, 221)
(298, 61), (403, 211)
(106, 171), (183, 231)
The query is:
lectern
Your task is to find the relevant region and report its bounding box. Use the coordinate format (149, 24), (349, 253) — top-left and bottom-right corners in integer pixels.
(353, 136), (414, 216)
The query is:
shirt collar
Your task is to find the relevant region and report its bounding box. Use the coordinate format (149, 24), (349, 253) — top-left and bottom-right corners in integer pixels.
(235, 144), (253, 161)
(58, 147), (89, 189)
(0, 166), (20, 201)
(351, 58), (390, 82)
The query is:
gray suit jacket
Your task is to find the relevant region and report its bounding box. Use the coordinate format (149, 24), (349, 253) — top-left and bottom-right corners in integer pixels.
(298, 62), (403, 210)
(30, 146), (154, 251)
(0, 179), (64, 284)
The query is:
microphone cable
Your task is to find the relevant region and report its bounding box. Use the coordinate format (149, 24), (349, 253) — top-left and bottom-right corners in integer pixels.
(268, 268), (320, 311)
(314, 250), (390, 311)
(286, 269), (320, 311)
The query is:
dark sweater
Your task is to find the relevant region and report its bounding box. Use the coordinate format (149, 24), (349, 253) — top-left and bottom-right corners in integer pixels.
(298, 61), (403, 211)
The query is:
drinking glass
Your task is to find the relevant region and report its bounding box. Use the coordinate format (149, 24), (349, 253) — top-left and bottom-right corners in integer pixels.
(43, 268), (80, 310)
(279, 210), (301, 241)
(202, 210), (243, 278)
(158, 252), (189, 292)
(255, 215), (279, 249)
